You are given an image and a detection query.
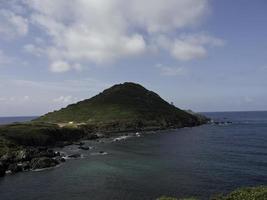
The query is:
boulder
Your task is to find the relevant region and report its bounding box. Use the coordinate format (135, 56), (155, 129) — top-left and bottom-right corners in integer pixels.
(78, 146), (90, 150)
(20, 161), (30, 171)
(0, 161), (7, 177)
(30, 157), (59, 170)
(14, 149), (31, 162)
(7, 163), (22, 173)
(35, 149), (56, 158)
(68, 154), (81, 158)
(56, 141), (73, 148)
(74, 142), (85, 146)
(54, 156), (65, 163)
(0, 152), (15, 163)
(86, 134), (99, 140)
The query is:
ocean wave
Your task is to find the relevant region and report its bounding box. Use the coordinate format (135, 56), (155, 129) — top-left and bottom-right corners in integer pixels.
(90, 152), (108, 156)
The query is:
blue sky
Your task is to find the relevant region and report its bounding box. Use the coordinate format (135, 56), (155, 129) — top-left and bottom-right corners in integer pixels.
(0, 0), (266, 116)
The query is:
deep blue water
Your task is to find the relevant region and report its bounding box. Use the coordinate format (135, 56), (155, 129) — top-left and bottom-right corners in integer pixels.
(0, 112), (267, 200)
(0, 116), (37, 125)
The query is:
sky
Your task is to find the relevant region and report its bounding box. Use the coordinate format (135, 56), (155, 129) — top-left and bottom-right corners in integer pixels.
(0, 0), (267, 116)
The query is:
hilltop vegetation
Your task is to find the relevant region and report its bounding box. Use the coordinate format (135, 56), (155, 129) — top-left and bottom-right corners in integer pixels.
(0, 82), (209, 158)
(0, 82), (209, 176)
(36, 82), (207, 128)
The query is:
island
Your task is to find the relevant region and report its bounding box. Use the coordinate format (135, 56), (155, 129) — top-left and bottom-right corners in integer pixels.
(0, 82), (208, 176)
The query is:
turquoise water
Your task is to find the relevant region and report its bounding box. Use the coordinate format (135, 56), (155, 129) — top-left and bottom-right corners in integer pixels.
(0, 112), (267, 200)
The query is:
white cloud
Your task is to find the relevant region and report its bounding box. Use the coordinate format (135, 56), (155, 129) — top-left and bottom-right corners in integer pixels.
(18, 0), (219, 72)
(156, 64), (186, 76)
(0, 96), (30, 103)
(0, 9), (28, 38)
(126, 0), (209, 33)
(172, 34), (224, 61)
(53, 96), (79, 104)
(23, 44), (44, 57)
(154, 33), (224, 61)
(50, 60), (71, 73)
(171, 40), (207, 61)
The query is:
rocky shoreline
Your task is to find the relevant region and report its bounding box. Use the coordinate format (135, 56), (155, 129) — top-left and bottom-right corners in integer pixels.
(0, 117), (209, 177)
(0, 130), (152, 177)
(0, 132), (126, 177)
(0, 147), (65, 176)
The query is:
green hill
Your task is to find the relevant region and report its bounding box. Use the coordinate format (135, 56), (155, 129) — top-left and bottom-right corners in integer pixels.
(36, 82), (206, 128)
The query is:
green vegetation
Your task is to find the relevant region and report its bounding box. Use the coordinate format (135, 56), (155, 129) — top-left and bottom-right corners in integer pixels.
(0, 122), (86, 153)
(157, 186), (267, 200)
(157, 197), (197, 200)
(0, 82), (208, 157)
(0, 136), (21, 157)
(156, 197), (178, 200)
(211, 186), (267, 200)
(35, 82), (206, 128)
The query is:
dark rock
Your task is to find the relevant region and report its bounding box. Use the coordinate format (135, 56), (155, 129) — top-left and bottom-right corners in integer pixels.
(8, 163), (22, 173)
(74, 142), (85, 146)
(56, 141), (73, 148)
(38, 149), (56, 158)
(30, 157), (59, 170)
(0, 152), (15, 163)
(16, 150), (27, 161)
(86, 134), (99, 140)
(54, 151), (61, 157)
(38, 147), (48, 151)
(54, 156), (65, 163)
(20, 162), (30, 171)
(78, 146), (90, 150)
(0, 161), (7, 177)
(27, 148), (58, 159)
(68, 154), (81, 158)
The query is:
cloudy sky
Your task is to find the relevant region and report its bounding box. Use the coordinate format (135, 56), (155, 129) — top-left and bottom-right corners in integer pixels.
(0, 0), (267, 116)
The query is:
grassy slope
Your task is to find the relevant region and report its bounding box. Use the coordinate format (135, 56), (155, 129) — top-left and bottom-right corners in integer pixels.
(35, 82), (199, 126)
(0, 122), (86, 155)
(212, 186), (267, 200)
(0, 82), (205, 154)
(157, 186), (267, 200)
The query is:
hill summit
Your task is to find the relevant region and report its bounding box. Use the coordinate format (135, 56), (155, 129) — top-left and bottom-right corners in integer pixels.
(36, 82), (206, 129)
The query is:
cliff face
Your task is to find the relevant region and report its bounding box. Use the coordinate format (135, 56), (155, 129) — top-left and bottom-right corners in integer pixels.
(36, 82), (207, 129)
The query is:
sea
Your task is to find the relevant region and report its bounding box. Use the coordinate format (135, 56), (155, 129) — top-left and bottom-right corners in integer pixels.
(0, 111), (267, 200)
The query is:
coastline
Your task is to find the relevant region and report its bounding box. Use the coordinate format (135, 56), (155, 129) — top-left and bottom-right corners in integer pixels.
(0, 121), (208, 177)
(0, 112), (266, 200)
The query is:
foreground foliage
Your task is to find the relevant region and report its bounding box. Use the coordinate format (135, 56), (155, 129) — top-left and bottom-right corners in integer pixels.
(157, 197), (197, 200)
(157, 186), (267, 200)
(211, 186), (267, 200)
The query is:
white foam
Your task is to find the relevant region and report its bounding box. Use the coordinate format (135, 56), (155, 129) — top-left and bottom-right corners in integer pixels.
(90, 152), (108, 156)
(113, 135), (131, 142)
(32, 163), (62, 172)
